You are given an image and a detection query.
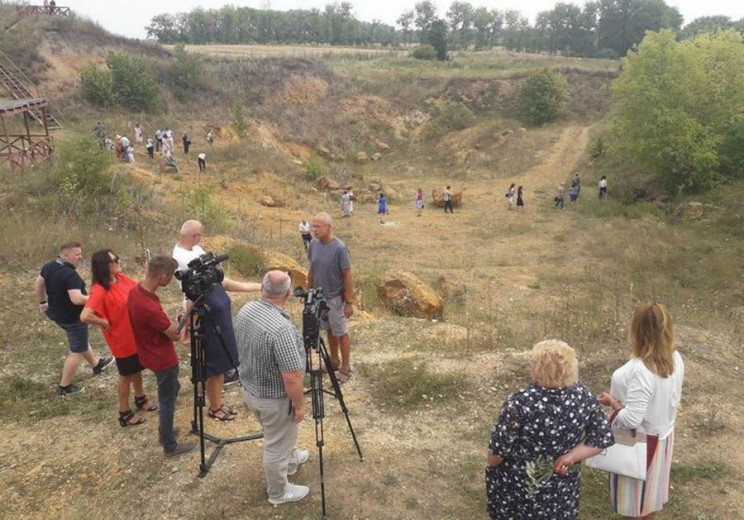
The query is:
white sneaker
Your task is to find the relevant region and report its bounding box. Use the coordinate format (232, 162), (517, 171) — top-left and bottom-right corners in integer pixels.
(268, 483), (310, 505)
(287, 449), (310, 475)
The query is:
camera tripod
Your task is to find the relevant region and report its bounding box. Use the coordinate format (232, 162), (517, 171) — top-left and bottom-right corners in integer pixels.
(181, 291), (263, 478)
(305, 332), (364, 518)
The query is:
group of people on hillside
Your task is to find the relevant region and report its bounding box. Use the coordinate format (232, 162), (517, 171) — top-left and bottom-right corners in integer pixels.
(487, 302), (683, 520)
(35, 212), (356, 506)
(94, 122), (213, 172)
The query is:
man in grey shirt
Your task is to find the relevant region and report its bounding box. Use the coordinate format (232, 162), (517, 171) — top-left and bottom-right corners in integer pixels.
(307, 212), (355, 383)
(235, 271), (309, 505)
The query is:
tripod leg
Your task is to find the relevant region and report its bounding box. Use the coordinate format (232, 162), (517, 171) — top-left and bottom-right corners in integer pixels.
(311, 369), (327, 517)
(318, 339), (364, 462)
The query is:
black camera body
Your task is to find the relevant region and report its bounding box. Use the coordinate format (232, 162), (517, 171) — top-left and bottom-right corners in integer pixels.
(294, 287), (328, 349)
(175, 252), (228, 301)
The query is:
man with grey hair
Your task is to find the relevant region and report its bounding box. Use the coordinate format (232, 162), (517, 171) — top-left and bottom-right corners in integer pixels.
(307, 212), (354, 383)
(234, 270), (309, 505)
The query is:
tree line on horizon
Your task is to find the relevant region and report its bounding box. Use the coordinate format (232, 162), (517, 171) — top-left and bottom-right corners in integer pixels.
(145, 1), (744, 59)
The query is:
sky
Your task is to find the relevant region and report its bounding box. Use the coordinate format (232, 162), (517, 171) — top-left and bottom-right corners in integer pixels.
(60, 0), (744, 40)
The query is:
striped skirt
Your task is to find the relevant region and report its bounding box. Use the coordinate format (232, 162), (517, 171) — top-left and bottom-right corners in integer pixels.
(610, 430), (675, 517)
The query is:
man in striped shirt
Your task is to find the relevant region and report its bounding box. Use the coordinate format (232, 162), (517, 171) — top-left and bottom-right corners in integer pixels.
(235, 270), (310, 505)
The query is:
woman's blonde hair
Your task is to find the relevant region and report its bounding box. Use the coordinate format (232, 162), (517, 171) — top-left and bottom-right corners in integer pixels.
(530, 340), (579, 388)
(631, 302), (675, 377)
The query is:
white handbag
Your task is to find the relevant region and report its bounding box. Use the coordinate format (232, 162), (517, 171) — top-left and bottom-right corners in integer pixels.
(584, 415), (648, 481)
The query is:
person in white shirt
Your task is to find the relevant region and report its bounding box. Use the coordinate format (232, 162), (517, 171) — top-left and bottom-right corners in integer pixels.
(298, 220), (311, 251)
(598, 302), (684, 520)
(599, 175), (608, 201)
(197, 152), (206, 172)
(174, 220), (261, 420)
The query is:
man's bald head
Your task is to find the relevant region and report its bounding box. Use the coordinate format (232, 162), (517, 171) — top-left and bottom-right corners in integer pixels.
(262, 270), (292, 301)
(312, 212), (334, 242)
(179, 220), (204, 248)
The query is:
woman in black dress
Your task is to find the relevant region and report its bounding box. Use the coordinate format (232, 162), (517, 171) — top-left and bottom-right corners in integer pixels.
(516, 185), (525, 210)
(486, 340), (614, 519)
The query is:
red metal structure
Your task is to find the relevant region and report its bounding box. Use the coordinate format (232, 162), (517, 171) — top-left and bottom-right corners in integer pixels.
(0, 97), (54, 169)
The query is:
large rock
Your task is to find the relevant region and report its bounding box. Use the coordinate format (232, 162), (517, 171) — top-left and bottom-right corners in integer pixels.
(311, 175), (340, 192)
(262, 250), (307, 288)
(377, 271), (443, 319)
(356, 151), (369, 162)
(260, 195), (279, 207)
(674, 202), (703, 221)
(431, 189), (463, 208)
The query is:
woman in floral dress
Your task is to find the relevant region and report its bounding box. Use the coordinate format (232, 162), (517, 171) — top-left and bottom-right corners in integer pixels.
(486, 340), (614, 519)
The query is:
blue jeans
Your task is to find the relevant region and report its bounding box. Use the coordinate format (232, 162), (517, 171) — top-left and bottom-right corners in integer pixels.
(155, 365), (180, 453)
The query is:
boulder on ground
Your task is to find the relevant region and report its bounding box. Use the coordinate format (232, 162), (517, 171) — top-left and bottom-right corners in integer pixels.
(317, 145), (331, 157)
(375, 141), (390, 151)
(377, 271), (443, 319)
(356, 151), (369, 162)
(260, 196), (278, 207)
(674, 202), (703, 221)
(431, 189), (463, 208)
(262, 250), (307, 288)
(159, 164), (178, 174)
(312, 175), (340, 191)
(371, 153), (382, 161)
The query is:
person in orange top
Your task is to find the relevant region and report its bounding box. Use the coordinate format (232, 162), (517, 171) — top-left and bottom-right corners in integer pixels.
(81, 249), (158, 427)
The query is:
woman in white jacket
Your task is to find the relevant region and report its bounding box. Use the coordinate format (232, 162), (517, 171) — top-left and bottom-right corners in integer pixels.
(598, 303), (684, 520)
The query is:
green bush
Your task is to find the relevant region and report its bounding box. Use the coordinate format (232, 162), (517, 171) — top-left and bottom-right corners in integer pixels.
(52, 135), (114, 215)
(105, 51), (161, 112)
(180, 186), (228, 229)
(227, 244), (266, 278)
(80, 64), (113, 108)
(438, 103), (476, 130)
(167, 45), (211, 102)
(517, 68), (569, 126)
(411, 45), (437, 61)
(232, 100), (248, 139)
(718, 123), (744, 179)
(306, 159), (323, 181)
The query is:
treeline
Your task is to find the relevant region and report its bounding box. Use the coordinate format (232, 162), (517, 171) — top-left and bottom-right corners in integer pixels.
(146, 1), (744, 58)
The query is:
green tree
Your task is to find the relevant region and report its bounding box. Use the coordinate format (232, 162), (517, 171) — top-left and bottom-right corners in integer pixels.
(105, 52), (161, 112)
(80, 63), (113, 108)
(232, 100), (248, 138)
(611, 30), (744, 193)
(426, 19), (449, 60)
(414, 1), (437, 42)
(397, 9), (415, 45)
(517, 69), (569, 126)
(167, 45), (211, 101)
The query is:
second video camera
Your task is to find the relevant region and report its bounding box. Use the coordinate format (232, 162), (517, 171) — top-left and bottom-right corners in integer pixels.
(294, 287), (328, 349)
(175, 252), (228, 301)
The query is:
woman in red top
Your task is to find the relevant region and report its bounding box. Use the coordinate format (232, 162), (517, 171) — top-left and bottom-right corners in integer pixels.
(81, 249), (157, 426)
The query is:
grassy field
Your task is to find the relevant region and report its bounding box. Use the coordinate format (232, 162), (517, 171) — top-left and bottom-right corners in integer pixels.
(0, 38), (742, 520)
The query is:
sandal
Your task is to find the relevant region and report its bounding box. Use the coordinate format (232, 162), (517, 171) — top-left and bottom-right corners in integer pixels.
(220, 404), (237, 416)
(208, 408), (235, 421)
(134, 395), (158, 412)
(334, 369), (352, 384)
(118, 410), (146, 427)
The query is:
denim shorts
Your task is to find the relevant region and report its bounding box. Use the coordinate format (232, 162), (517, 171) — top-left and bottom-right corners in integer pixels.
(59, 322), (90, 354)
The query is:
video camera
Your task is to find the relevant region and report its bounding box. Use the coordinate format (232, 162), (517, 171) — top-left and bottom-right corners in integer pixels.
(175, 252), (228, 301)
(294, 287), (328, 349)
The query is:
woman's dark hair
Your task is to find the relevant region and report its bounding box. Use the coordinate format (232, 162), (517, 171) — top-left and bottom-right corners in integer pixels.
(91, 249), (116, 290)
(517, 185), (523, 191)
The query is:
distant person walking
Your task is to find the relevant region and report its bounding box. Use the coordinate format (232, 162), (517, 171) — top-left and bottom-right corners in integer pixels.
(377, 193), (387, 224)
(443, 186), (454, 213)
(197, 152), (206, 172)
(146, 138), (154, 159)
(554, 184), (566, 209)
(569, 184), (579, 205)
(120, 135), (130, 163)
(571, 173), (581, 199)
(516, 186), (524, 211)
(206, 131), (214, 146)
(599, 175), (608, 201)
(182, 134), (191, 154)
(155, 129), (163, 152)
(506, 183), (516, 210)
(134, 123), (143, 144)
(341, 190), (352, 218)
(415, 188), (424, 216)
(299, 220), (312, 251)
